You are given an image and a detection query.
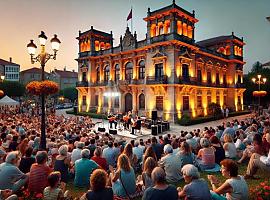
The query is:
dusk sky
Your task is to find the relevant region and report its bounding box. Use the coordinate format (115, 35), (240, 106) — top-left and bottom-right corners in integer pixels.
(0, 0), (269, 73)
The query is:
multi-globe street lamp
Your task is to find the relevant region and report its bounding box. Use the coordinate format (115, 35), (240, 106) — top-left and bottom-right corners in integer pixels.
(27, 31), (61, 150)
(252, 74), (267, 114)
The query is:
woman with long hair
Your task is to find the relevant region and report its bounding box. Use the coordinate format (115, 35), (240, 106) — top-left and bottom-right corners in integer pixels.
(109, 154), (136, 198)
(123, 143), (138, 169)
(142, 146), (157, 169)
(142, 157), (157, 189)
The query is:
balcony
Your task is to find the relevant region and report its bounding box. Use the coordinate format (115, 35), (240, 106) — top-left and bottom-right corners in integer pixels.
(146, 75), (168, 84)
(91, 81), (108, 87)
(76, 81), (89, 87)
(78, 51), (91, 58)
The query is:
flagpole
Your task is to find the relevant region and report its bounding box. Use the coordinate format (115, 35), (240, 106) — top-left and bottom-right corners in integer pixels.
(131, 6), (133, 34)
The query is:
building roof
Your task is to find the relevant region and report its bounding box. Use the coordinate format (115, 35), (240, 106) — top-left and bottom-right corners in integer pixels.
(54, 69), (77, 78)
(20, 67), (50, 75)
(196, 34), (244, 47)
(0, 58), (19, 66)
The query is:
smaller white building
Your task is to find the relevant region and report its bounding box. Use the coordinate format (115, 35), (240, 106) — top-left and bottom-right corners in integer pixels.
(0, 57), (20, 82)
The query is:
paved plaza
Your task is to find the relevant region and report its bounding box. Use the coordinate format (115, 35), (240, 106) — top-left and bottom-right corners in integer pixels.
(56, 109), (251, 141)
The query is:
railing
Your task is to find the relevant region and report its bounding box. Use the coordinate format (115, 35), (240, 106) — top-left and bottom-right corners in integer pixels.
(78, 51), (90, 57)
(76, 81), (89, 87)
(146, 75), (168, 84)
(91, 81), (107, 87)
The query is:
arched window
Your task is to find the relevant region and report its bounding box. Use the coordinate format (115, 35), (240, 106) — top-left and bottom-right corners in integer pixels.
(82, 72), (87, 82)
(158, 23), (164, 35)
(104, 65), (110, 82)
(164, 20), (170, 34)
(114, 64), (120, 82)
(125, 62), (133, 80)
(139, 93), (145, 110)
(96, 66), (100, 82)
(151, 24), (156, 37)
(187, 25), (193, 39)
(138, 60), (145, 79)
(95, 41), (100, 51)
(177, 21), (182, 35)
(183, 23), (187, 36)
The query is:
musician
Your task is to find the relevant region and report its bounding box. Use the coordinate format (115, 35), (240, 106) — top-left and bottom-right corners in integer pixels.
(131, 117), (142, 135)
(108, 113), (117, 129)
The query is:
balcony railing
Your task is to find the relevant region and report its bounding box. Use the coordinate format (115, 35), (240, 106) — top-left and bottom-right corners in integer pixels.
(78, 51), (91, 58)
(91, 81), (108, 87)
(146, 75), (168, 84)
(76, 81), (89, 87)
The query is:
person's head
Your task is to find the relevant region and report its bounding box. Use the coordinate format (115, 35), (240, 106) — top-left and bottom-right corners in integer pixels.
(266, 133), (270, 144)
(25, 147), (33, 157)
(48, 171), (61, 188)
(36, 151), (48, 164)
(209, 135), (220, 145)
(181, 164), (200, 183)
(151, 137), (157, 144)
(117, 154), (131, 172)
(90, 169), (108, 192)
(224, 134), (233, 143)
(144, 146), (157, 160)
(143, 157), (157, 175)
(123, 143), (133, 157)
(6, 151), (21, 165)
(77, 142), (85, 149)
(58, 145), (68, 156)
(180, 141), (191, 154)
(220, 159), (238, 178)
(253, 134), (262, 145)
(108, 141), (113, 148)
(163, 144), (173, 154)
(81, 149), (90, 159)
(200, 138), (210, 148)
(94, 146), (102, 157)
(151, 167), (166, 185)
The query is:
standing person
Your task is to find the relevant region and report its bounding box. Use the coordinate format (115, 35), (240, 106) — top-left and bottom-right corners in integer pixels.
(225, 108), (229, 118)
(74, 149), (99, 188)
(208, 159), (248, 200)
(142, 167), (178, 200)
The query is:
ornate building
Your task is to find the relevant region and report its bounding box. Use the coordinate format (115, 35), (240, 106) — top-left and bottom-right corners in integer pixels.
(76, 1), (245, 122)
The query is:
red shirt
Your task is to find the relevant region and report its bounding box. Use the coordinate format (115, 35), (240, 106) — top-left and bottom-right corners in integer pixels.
(28, 163), (52, 193)
(91, 156), (107, 170)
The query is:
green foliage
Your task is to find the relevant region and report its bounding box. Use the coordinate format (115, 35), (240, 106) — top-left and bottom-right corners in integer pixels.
(207, 102), (222, 117)
(243, 63), (270, 106)
(0, 80), (25, 97)
(66, 110), (106, 119)
(61, 87), (77, 102)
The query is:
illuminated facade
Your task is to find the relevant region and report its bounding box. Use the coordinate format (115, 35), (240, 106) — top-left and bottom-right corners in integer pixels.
(76, 1), (245, 121)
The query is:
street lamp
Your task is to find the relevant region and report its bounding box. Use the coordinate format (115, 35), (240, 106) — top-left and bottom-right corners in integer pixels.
(0, 75), (4, 82)
(252, 74), (267, 114)
(27, 31), (61, 150)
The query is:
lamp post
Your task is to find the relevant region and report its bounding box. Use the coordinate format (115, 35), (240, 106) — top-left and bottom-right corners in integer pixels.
(0, 75), (4, 82)
(27, 31), (61, 150)
(252, 74), (267, 114)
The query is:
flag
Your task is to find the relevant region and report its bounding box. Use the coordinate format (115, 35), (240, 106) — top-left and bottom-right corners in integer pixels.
(127, 9), (132, 21)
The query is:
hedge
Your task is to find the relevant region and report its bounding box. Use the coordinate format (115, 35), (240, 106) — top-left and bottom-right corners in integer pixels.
(178, 110), (251, 126)
(66, 110), (106, 119)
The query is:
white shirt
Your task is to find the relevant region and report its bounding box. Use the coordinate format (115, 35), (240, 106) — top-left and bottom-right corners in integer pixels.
(71, 148), (82, 163)
(260, 150), (270, 165)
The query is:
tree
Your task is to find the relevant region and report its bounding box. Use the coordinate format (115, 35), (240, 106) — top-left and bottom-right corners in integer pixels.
(61, 87), (77, 102)
(0, 81), (25, 97)
(251, 61), (263, 73)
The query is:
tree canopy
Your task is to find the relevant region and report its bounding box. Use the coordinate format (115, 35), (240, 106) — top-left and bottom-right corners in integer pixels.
(0, 81), (25, 97)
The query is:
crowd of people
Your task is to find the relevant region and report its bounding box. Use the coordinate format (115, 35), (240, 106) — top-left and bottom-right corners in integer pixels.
(0, 106), (269, 200)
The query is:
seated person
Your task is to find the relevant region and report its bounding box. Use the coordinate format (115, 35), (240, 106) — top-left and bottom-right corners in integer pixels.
(197, 138), (215, 170)
(178, 164), (212, 200)
(108, 114), (117, 129)
(43, 172), (64, 200)
(131, 117), (142, 135)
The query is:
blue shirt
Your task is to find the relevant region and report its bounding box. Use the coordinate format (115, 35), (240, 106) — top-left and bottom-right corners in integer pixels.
(74, 158), (98, 187)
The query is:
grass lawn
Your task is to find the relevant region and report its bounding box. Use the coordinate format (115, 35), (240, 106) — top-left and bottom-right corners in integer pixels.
(66, 163), (270, 200)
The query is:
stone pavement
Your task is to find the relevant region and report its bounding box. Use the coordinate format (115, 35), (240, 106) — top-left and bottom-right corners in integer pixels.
(56, 109), (251, 141)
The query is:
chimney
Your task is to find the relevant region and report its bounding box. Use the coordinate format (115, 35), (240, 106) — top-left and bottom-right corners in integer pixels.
(64, 66), (66, 71)
(72, 70), (75, 72)
(9, 57), (12, 63)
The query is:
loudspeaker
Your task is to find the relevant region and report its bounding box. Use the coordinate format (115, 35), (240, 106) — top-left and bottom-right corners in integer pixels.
(109, 129), (117, 135)
(151, 125), (158, 135)
(98, 127), (105, 132)
(152, 111), (157, 121)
